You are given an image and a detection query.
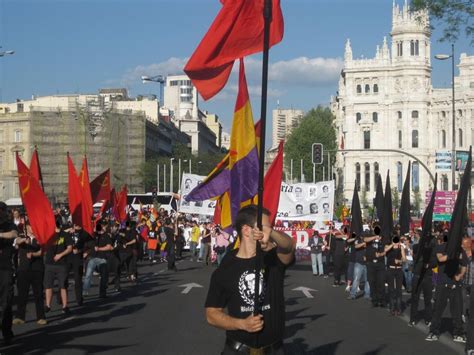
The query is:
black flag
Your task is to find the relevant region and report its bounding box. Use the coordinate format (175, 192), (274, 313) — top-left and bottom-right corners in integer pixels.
(350, 181), (363, 238)
(374, 173), (384, 224)
(446, 146), (472, 260)
(381, 170), (393, 243)
(399, 161), (411, 235)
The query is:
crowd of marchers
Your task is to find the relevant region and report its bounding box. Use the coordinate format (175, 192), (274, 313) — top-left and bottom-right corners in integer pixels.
(307, 222), (474, 351)
(0, 202), (233, 347)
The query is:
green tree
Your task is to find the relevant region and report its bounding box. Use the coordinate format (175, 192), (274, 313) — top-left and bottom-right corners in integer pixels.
(284, 106), (337, 183)
(412, 187), (422, 217)
(411, 0), (474, 44)
(392, 188), (400, 211)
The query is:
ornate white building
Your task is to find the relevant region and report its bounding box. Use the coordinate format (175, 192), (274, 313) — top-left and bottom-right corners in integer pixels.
(331, 1), (474, 208)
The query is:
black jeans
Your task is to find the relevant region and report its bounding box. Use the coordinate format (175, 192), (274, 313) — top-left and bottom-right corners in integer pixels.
(367, 262), (385, 305)
(387, 268), (403, 312)
(66, 254), (83, 304)
(0, 270), (14, 339)
(107, 255), (121, 289)
(410, 272), (433, 323)
(466, 284), (474, 349)
(430, 284), (463, 336)
(333, 254), (346, 283)
(16, 270), (45, 320)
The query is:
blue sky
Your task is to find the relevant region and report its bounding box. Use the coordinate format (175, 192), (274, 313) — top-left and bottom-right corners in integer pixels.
(0, 0), (471, 145)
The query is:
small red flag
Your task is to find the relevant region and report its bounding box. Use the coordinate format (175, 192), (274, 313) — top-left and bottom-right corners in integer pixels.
(184, 0), (284, 100)
(67, 154), (83, 228)
(116, 185), (128, 223)
(90, 169), (111, 204)
(17, 154), (55, 245)
(264, 140), (284, 223)
(340, 135), (345, 150)
(79, 157), (94, 235)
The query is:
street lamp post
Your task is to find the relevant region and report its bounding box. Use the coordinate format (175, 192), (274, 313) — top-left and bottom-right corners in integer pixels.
(178, 158), (182, 191)
(435, 44), (456, 190)
(157, 164), (160, 193)
(141, 75), (165, 104)
(170, 158), (175, 193)
(163, 164), (167, 193)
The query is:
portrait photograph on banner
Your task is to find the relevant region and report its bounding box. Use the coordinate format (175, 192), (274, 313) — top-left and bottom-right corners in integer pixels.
(179, 173), (216, 216)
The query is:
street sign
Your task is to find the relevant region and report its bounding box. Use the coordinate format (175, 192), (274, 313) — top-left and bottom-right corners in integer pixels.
(425, 190), (456, 221)
(312, 143), (323, 165)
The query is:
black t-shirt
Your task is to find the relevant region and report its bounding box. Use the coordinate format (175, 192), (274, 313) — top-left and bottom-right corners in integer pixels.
(70, 229), (88, 253)
(435, 242), (467, 284)
(44, 231), (73, 266)
(354, 238), (366, 264)
(17, 237), (44, 272)
(365, 238), (385, 263)
(333, 237), (347, 256)
(118, 229), (135, 254)
(205, 249), (286, 348)
(90, 232), (112, 259)
(0, 222), (16, 271)
(202, 228), (211, 244)
(386, 247), (402, 267)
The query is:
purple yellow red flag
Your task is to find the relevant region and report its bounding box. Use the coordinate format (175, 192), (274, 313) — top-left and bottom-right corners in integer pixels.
(184, 0), (284, 100)
(16, 153), (55, 245)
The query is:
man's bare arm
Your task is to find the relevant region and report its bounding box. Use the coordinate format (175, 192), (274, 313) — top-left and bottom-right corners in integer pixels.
(206, 307), (263, 333)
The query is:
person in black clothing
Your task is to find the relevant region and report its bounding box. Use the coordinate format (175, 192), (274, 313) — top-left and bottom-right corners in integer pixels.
(426, 236), (467, 343)
(409, 237), (436, 327)
(44, 224), (73, 314)
(0, 202), (19, 345)
(83, 223), (113, 298)
(13, 222), (46, 325)
(364, 226), (386, 307)
(118, 222), (137, 282)
(164, 218), (178, 271)
(108, 224), (122, 292)
(199, 224), (212, 265)
(332, 230), (348, 286)
(175, 225), (186, 260)
(205, 205), (295, 354)
(385, 235), (406, 315)
(65, 224), (88, 306)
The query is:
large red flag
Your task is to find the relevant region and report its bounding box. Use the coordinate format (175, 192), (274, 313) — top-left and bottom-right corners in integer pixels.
(29, 148), (42, 184)
(90, 169), (111, 203)
(184, 0), (284, 100)
(16, 154), (55, 245)
(67, 154), (83, 228)
(263, 140), (284, 223)
(79, 157), (94, 235)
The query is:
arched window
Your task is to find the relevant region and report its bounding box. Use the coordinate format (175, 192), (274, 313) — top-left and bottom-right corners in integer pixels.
(397, 42), (403, 56)
(410, 40), (415, 56)
(356, 85), (362, 94)
(412, 162), (420, 191)
(364, 162), (370, 192)
(441, 130), (446, 148)
(397, 111), (402, 120)
(397, 162), (403, 192)
(14, 130), (21, 143)
(356, 112), (362, 123)
(374, 162), (379, 184)
(364, 131), (370, 149)
(373, 84), (379, 93)
(415, 40), (419, 55)
(412, 110), (419, 119)
(441, 111), (446, 118)
(412, 130), (419, 148)
(458, 109), (463, 117)
(398, 130), (402, 148)
(372, 112), (378, 123)
(459, 128), (463, 147)
(365, 84), (370, 93)
(355, 163), (361, 191)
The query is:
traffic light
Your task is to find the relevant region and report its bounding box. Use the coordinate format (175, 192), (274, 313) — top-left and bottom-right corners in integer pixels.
(312, 143), (323, 165)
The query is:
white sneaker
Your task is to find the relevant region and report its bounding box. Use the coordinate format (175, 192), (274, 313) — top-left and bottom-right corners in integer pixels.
(345, 286), (351, 292)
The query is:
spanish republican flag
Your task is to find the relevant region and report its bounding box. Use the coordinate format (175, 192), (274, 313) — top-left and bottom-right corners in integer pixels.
(90, 169), (111, 204)
(187, 59), (259, 230)
(79, 157), (94, 235)
(184, 0), (284, 100)
(16, 153), (55, 245)
(67, 154), (84, 229)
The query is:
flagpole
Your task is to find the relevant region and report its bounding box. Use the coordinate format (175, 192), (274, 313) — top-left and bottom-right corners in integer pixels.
(35, 145), (45, 192)
(254, 0), (272, 317)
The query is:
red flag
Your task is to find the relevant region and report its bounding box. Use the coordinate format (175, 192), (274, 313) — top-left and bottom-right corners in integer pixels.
(184, 0), (284, 100)
(79, 157), (94, 235)
(29, 148), (42, 184)
(340, 135), (345, 150)
(16, 154), (55, 245)
(116, 185), (128, 223)
(67, 154), (83, 227)
(90, 169), (111, 203)
(213, 199), (222, 225)
(264, 140), (284, 223)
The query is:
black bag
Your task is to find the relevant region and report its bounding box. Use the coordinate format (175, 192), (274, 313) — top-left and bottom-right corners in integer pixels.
(215, 246), (226, 254)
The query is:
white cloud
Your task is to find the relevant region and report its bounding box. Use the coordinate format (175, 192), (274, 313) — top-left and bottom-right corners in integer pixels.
(120, 57), (188, 86)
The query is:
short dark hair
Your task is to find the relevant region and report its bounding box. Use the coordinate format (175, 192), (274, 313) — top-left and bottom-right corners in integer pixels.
(235, 205), (270, 237)
(165, 218), (172, 226)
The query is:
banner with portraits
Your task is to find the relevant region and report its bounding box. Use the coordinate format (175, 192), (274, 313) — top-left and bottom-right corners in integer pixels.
(179, 174), (216, 216)
(276, 181), (335, 222)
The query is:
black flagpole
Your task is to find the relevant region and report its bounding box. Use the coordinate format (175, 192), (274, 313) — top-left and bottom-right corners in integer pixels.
(35, 145), (46, 192)
(254, 0), (272, 316)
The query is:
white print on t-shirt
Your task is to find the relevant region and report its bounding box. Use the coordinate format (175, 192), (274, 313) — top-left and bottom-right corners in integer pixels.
(238, 270), (266, 307)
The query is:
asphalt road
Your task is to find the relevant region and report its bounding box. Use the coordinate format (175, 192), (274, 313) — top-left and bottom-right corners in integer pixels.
(0, 256), (464, 355)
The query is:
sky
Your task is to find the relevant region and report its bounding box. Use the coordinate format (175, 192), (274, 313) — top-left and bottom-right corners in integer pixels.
(0, 0), (472, 147)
